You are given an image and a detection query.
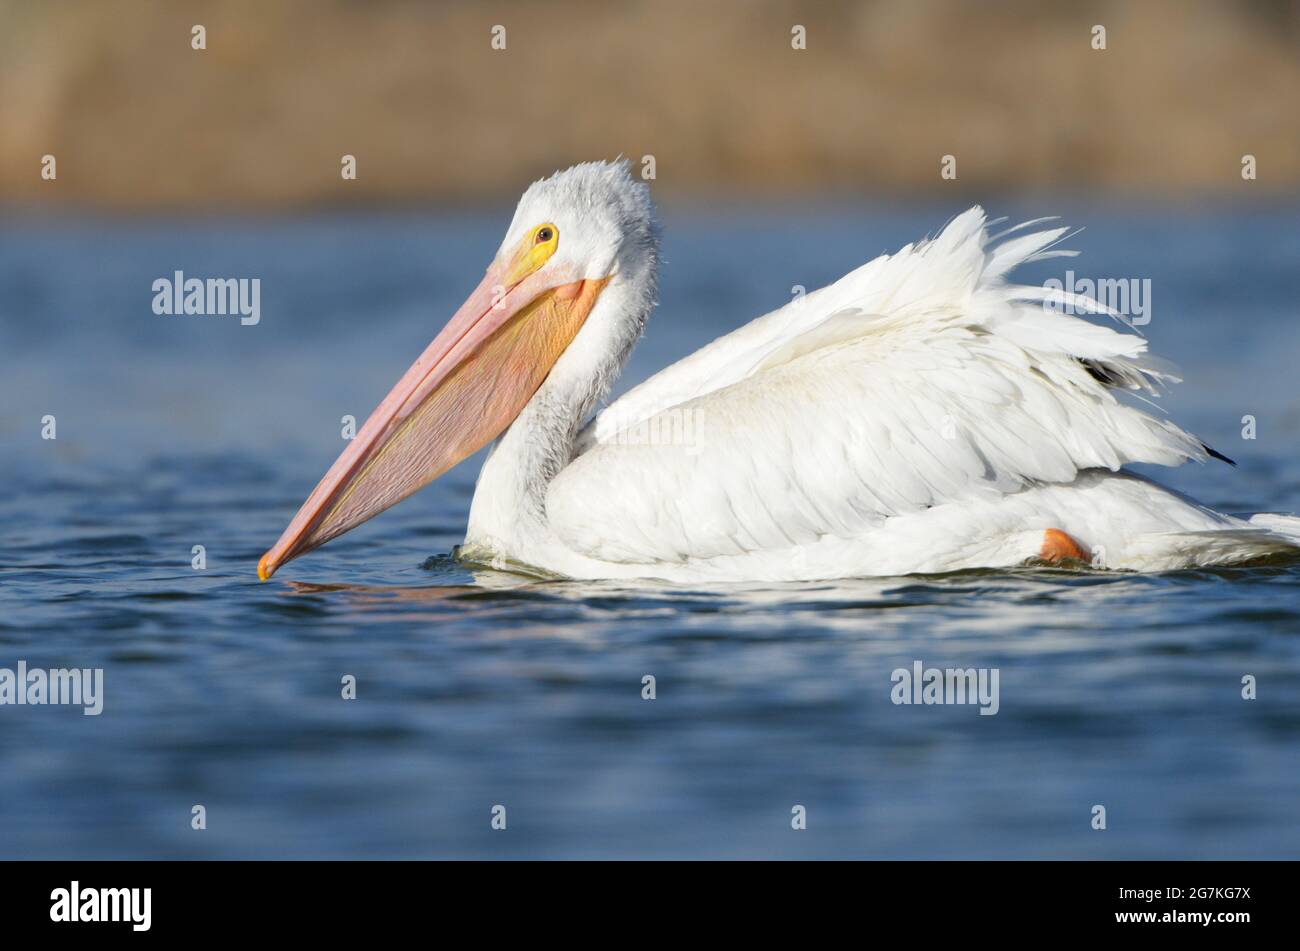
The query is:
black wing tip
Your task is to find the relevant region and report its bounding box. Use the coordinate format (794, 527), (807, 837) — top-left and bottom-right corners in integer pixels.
(1202, 443), (1237, 467)
(1080, 358), (1122, 387)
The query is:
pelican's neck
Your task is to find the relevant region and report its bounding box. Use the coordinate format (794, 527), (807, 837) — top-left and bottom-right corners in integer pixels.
(464, 269), (653, 560)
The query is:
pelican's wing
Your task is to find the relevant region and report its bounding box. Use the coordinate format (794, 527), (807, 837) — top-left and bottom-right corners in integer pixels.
(551, 208), (1210, 564)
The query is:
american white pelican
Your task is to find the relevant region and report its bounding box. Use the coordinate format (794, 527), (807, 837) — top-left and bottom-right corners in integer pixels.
(258, 160), (1300, 582)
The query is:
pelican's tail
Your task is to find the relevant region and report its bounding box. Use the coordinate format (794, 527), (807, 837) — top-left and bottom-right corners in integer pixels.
(1123, 514), (1300, 570)
(1247, 513), (1300, 546)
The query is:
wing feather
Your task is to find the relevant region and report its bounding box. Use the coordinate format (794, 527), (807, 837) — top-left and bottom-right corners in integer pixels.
(552, 208), (1210, 564)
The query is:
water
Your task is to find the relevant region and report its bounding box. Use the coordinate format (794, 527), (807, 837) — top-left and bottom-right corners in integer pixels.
(2, 199), (1299, 858)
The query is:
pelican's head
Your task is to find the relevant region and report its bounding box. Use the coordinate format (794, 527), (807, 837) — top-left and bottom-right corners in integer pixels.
(258, 160), (658, 580)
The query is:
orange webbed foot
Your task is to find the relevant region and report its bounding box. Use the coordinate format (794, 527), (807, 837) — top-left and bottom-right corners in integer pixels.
(1039, 528), (1087, 563)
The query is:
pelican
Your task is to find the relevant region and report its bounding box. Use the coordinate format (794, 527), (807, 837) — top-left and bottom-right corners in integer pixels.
(258, 160), (1300, 582)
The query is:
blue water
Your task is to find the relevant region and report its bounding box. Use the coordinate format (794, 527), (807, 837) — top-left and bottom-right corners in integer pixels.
(2, 199), (1299, 858)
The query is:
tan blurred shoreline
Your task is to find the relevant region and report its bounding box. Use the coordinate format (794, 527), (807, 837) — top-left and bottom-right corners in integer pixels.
(2, 0), (1298, 210)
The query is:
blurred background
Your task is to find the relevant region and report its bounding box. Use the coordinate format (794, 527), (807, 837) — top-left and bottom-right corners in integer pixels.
(2, 1), (1299, 860)
(3, 0), (1299, 209)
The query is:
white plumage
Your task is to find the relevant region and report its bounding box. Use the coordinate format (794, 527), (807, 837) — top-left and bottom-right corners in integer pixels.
(261, 161), (1300, 583)
(462, 168), (1299, 580)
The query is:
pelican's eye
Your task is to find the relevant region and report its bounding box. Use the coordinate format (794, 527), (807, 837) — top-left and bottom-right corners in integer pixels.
(506, 223), (559, 283)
